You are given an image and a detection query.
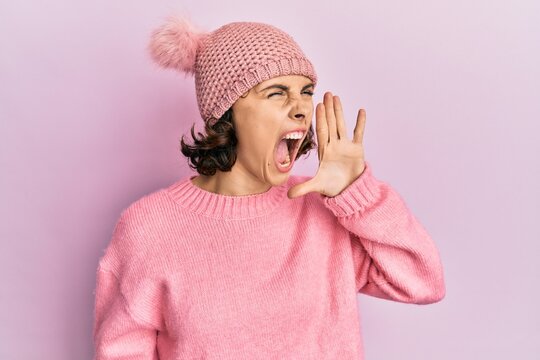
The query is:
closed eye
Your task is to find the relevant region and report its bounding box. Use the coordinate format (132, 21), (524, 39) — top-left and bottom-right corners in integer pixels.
(267, 91), (315, 98)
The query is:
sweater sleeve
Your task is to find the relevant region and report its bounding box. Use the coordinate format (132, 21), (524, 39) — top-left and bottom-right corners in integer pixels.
(93, 216), (163, 359)
(322, 161), (446, 305)
(93, 268), (160, 360)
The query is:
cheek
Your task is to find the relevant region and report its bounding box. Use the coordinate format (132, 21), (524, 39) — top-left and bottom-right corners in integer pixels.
(237, 133), (270, 158)
(235, 107), (284, 157)
(237, 131), (277, 162)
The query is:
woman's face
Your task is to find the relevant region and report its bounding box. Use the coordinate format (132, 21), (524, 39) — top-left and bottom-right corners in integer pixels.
(231, 74), (315, 187)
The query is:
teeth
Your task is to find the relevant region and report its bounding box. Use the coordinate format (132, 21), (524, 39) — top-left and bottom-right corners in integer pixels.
(279, 153), (291, 167)
(279, 160), (291, 167)
(282, 131), (304, 140)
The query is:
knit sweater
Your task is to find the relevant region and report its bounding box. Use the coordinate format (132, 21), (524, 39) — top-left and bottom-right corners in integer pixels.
(93, 161), (446, 359)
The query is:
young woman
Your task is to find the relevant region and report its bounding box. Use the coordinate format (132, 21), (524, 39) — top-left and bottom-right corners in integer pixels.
(93, 15), (446, 360)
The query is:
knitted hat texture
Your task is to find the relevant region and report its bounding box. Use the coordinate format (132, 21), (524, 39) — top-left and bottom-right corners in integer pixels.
(148, 15), (318, 123)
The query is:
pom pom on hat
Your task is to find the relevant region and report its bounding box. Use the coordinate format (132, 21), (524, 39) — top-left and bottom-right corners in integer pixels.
(147, 15), (206, 75)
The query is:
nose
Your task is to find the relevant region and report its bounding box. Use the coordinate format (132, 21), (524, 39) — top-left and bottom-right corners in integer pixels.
(294, 113), (305, 120)
(288, 96), (311, 121)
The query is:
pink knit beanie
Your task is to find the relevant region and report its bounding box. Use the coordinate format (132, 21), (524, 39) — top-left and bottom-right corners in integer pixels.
(147, 15), (318, 124)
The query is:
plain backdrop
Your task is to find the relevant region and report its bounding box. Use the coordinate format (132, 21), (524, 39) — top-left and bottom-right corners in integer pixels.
(1, 0), (539, 359)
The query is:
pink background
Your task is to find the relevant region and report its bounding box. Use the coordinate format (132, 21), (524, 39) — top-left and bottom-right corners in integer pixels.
(1, 0), (539, 359)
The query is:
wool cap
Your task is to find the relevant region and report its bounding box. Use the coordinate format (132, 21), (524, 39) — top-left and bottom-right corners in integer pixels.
(147, 15), (318, 124)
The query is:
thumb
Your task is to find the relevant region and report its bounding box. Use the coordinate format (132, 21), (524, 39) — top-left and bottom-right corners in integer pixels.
(287, 177), (319, 199)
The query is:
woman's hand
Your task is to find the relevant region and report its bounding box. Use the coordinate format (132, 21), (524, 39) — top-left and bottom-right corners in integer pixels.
(287, 91), (367, 199)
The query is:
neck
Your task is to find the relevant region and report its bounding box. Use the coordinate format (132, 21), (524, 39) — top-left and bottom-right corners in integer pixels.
(168, 169), (288, 220)
(191, 168), (273, 196)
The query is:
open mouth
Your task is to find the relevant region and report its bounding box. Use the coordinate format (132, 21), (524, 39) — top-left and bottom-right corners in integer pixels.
(289, 138), (303, 157)
(274, 131), (305, 170)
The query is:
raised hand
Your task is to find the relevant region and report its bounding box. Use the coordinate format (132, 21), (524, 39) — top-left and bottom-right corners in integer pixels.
(287, 91), (367, 199)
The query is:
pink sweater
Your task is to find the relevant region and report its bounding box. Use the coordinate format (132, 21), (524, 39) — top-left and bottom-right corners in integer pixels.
(93, 161), (446, 359)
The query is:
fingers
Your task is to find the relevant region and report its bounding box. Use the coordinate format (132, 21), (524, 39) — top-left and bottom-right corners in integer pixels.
(315, 102), (328, 161)
(318, 91), (364, 145)
(323, 92), (338, 141)
(333, 95), (347, 140)
(353, 108), (366, 144)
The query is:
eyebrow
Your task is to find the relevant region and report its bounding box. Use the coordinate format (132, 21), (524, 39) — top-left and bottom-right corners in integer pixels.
(257, 82), (315, 93)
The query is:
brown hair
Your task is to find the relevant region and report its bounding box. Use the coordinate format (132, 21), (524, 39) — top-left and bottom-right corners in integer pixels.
(180, 100), (317, 176)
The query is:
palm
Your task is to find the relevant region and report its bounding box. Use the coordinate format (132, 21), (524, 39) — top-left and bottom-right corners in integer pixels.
(288, 92), (367, 199)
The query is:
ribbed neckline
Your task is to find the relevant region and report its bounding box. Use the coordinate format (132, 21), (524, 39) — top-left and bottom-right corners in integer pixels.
(166, 175), (288, 219)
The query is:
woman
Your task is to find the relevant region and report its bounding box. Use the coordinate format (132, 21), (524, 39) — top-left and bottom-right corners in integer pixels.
(93, 15), (446, 359)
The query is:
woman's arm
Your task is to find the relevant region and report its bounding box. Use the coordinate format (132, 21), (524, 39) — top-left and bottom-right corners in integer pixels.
(93, 216), (164, 359)
(323, 161), (446, 304)
(93, 267), (160, 360)
(287, 94), (444, 303)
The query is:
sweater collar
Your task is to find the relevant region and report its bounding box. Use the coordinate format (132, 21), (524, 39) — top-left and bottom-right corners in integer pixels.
(166, 175), (288, 219)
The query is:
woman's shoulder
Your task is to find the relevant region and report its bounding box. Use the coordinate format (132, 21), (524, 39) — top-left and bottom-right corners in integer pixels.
(115, 180), (183, 231)
(100, 183), (180, 270)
